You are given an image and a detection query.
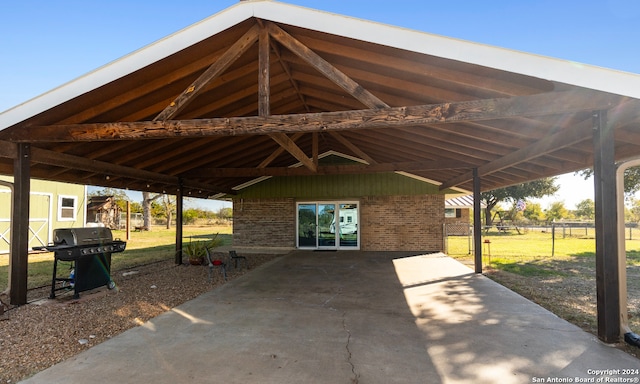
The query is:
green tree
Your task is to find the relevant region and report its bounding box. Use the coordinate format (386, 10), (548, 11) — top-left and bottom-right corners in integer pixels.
(545, 201), (569, 222)
(481, 178), (559, 226)
(574, 199), (595, 220)
(627, 197), (640, 223)
(523, 201), (545, 222)
(183, 208), (200, 225)
(130, 201), (143, 214)
(218, 207), (233, 220)
(578, 166), (640, 194)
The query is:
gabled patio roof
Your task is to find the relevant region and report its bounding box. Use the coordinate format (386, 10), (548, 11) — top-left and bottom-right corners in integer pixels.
(0, 0), (638, 198)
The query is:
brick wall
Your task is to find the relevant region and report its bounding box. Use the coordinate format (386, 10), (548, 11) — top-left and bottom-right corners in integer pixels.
(360, 195), (444, 251)
(232, 195), (444, 251)
(232, 198), (296, 247)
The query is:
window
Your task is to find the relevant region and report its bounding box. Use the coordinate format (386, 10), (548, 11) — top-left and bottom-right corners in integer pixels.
(445, 208), (462, 218)
(58, 195), (77, 221)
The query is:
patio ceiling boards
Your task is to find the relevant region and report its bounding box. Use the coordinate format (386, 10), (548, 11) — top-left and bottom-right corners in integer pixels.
(0, 0), (639, 198)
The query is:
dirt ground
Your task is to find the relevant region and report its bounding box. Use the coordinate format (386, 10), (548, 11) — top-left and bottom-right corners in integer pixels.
(0, 253), (282, 384)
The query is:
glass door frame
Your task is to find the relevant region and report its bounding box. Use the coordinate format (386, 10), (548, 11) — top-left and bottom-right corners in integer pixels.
(296, 201), (360, 250)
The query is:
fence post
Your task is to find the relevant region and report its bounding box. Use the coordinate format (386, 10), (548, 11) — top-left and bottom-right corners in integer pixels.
(551, 222), (555, 257)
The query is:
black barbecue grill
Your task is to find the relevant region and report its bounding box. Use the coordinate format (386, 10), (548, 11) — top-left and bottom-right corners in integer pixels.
(34, 227), (126, 299)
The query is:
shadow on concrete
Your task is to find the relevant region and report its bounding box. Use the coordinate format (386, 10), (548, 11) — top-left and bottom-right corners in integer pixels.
(393, 252), (639, 383)
(20, 251), (639, 384)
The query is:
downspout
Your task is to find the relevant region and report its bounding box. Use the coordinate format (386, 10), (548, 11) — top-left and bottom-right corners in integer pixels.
(0, 180), (13, 296)
(616, 159), (640, 347)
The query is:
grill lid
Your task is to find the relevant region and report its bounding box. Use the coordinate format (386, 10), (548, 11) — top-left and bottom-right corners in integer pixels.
(53, 227), (114, 247)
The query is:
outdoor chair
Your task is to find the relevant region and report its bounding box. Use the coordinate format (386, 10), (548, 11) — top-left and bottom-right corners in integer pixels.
(228, 250), (248, 271)
(205, 248), (227, 282)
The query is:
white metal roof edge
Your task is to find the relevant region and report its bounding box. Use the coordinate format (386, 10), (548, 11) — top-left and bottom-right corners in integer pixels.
(250, 2), (640, 99)
(3, 0), (640, 130)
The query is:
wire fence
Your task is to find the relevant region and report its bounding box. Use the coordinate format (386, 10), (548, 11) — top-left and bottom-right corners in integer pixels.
(444, 222), (640, 256)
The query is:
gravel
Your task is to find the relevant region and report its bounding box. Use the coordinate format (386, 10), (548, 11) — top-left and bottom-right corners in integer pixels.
(0, 254), (281, 383)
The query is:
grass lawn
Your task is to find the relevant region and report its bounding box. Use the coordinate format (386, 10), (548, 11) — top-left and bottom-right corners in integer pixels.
(0, 224), (232, 291)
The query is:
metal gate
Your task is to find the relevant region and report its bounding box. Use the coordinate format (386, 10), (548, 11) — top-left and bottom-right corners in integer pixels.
(443, 223), (473, 255)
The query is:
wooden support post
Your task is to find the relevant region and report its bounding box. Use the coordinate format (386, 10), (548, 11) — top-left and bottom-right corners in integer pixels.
(593, 109), (620, 343)
(126, 201), (131, 241)
(175, 181), (184, 265)
(10, 143), (30, 305)
(258, 25), (270, 117)
(473, 168), (482, 273)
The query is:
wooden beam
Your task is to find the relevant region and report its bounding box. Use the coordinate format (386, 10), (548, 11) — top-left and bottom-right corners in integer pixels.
(259, 25), (270, 117)
(592, 109), (620, 343)
(272, 43), (311, 112)
(259, 132), (304, 168)
(175, 180), (184, 265)
(182, 159), (468, 178)
(266, 21), (389, 109)
(0, 140), (18, 159)
(328, 131), (378, 164)
(28, 146), (220, 194)
(9, 143), (30, 305)
(9, 90), (622, 143)
(153, 24), (260, 121)
(439, 116), (594, 190)
(312, 132), (318, 167)
(269, 133), (317, 172)
(31, 147), (179, 184)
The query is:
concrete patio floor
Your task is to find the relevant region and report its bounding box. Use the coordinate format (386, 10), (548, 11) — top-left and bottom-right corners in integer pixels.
(20, 251), (640, 383)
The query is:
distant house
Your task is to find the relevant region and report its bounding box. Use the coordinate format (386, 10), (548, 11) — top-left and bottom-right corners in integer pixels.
(444, 195), (484, 235)
(0, 176), (86, 253)
(86, 196), (121, 229)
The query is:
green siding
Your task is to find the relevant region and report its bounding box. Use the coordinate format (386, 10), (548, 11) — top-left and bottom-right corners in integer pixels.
(0, 176), (86, 252)
(235, 173), (455, 199)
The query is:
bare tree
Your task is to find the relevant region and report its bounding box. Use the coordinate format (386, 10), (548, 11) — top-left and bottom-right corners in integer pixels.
(161, 194), (176, 229)
(142, 191), (162, 230)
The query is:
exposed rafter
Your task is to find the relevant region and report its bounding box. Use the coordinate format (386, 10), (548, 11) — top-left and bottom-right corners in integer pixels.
(439, 116), (594, 190)
(269, 133), (317, 172)
(266, 21), (389, 109)
(328, 131), (378, 165)
(154, 24), (260, 121)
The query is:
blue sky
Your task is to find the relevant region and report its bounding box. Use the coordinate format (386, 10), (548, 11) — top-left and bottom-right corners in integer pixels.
(2, 0), (640, 210)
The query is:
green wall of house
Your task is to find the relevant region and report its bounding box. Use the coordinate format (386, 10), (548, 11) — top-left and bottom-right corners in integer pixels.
(235, 173), (454, 199)
(0, 176), (86, 252)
